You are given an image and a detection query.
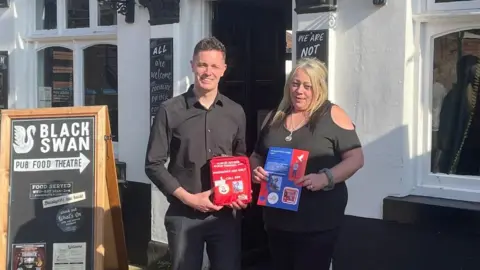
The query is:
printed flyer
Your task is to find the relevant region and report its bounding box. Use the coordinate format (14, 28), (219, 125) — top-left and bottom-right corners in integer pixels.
(11, 243), (46, 270)
(257, 147), (309, 211)
(210, 156), (252, 205)
(52, 242), (86, 270)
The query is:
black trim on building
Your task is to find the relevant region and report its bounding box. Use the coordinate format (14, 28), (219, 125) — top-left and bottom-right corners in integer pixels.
(119, 180), (152, 266)
(294, 0), (337, 14)
(0, 51), (8, 110)
(0, 0), (9, 8)
(383, 195), (480, 235)
(97, 0), (135, 23)
(139, 0), (180, 26)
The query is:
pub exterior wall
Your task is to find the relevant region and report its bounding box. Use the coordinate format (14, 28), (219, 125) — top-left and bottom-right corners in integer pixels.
(331, 0), (414, 219)
(3, 0), (473, 246)
(0, 1), (25, 109)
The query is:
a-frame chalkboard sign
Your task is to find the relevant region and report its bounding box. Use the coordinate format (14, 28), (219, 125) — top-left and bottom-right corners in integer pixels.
(0, 106), (128, 270)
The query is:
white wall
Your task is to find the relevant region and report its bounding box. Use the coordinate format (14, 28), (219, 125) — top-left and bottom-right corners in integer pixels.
(294, 0), (414, 220)
(0, 1), (17, 109)
(142, 0), (211, 243)
(117, 7), (150, 182)
(332, 0), (414, 219)
(0, 5), (14, 53)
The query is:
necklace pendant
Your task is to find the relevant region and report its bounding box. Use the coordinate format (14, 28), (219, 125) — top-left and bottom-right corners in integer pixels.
(285, 134), (292, 142)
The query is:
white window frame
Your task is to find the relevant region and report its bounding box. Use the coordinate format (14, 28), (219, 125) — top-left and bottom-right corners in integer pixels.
(412, 7), (480, 202)
(28, 0), (119, 156)
(426, 0), (480, 12)
(31, 0), (117, 40)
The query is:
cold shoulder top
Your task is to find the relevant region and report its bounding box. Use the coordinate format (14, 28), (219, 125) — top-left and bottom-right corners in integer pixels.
(254, 100), (362, 232)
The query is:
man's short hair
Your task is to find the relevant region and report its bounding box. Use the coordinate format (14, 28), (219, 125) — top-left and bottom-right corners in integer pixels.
(193, 37), (226, 59)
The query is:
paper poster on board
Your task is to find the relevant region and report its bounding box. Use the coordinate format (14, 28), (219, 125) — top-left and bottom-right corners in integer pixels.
(38, 87), (52, 108)
(52, 242), (86, 270)
(11, 243), (46, 270)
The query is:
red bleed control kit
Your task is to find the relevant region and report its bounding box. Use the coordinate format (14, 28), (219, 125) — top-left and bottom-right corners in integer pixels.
(210, 156), (252, 206)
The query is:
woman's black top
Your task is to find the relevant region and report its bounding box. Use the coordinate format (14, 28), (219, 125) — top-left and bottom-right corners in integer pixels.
(254, 101), (361, 232)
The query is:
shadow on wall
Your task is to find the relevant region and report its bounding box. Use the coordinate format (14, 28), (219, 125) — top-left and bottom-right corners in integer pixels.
(345, 125), (413, 219)
(300, 0), (383, 31)
(336, 0), (383, 31)
(0, 7), (14, 49)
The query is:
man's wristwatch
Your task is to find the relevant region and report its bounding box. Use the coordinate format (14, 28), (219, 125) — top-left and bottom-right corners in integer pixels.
(319, 168), (335, 191)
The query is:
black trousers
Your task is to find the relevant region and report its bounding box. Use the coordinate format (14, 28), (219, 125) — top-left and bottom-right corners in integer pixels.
(266, 227), (340, 270)
(164, 204), (241, 270)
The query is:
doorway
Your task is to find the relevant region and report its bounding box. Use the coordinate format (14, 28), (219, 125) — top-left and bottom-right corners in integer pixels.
(212, 0), (292, 267)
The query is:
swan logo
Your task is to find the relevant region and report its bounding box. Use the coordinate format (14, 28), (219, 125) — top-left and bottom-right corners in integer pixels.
(13, 125), (36, 154)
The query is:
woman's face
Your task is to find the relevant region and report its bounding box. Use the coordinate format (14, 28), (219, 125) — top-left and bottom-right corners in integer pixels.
(290, 69), (313, 112)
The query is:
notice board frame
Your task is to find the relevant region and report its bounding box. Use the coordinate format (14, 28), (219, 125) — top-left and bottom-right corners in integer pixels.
(0, 106), (128, 270)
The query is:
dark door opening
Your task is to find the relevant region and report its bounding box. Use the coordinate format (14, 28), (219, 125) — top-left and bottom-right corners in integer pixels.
(212, 0), (292, 267)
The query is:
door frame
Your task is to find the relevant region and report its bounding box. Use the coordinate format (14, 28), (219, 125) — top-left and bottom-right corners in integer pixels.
(205, 0), (296, 56)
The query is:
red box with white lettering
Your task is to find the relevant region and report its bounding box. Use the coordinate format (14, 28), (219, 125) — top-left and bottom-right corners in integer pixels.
(210, 156), (252, 206)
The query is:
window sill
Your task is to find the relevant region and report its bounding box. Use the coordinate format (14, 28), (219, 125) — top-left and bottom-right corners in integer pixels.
(413, 9), (480, 23)
(25, 27), (117, 42)
(383, 194), (480, 235)
(410, 184), (480, 204)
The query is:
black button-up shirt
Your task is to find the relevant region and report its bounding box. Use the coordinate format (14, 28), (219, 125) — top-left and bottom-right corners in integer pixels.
(145, 85), (247, 204)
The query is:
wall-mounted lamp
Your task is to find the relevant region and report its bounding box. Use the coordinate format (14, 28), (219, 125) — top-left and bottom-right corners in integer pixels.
(0, 0), (9, 8)
(373, 0), (387, 6)
(295, 0), (337, 14)
(98, 0), (135, 23)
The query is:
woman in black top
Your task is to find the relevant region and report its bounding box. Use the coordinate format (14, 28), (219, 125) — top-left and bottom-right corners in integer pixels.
(250, 58), (364, 270)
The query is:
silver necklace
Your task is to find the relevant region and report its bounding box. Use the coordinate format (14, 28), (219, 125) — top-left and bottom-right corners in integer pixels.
(285, 114), (307, 142)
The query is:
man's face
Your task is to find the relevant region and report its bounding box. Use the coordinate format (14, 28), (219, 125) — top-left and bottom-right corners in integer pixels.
(190, 50), (226, 92)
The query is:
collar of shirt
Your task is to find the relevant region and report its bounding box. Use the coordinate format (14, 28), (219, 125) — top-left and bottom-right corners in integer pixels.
(185, 84), (224, 109)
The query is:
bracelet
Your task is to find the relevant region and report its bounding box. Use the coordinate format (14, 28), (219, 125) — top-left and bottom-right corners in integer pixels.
(319, 168), (335, 191)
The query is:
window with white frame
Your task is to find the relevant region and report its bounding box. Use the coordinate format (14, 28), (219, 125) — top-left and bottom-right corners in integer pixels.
(427, 0), (480, 11)
(431, 29), (480, 176)
(35, 0), (117, 32)
(33, 0), (119, 144)
(415, 0), (480, 192)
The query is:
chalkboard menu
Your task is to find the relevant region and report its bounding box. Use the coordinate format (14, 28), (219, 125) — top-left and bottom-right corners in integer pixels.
(7, 117), (95, 270)
(0, 51), (8, 109)
(150, 38), (174, 126)
(296, 29), (329, 66)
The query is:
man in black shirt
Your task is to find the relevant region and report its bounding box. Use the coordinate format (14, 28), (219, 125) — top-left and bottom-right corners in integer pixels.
(145, 37), (247, 270)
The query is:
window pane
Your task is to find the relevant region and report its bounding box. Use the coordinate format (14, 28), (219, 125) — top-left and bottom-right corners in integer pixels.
(37, 47), (74, 108)
(435, 0), (478, 2)
(98, 2), (117, 26)
(84, 45), (118, 141)
(36, 0), (57, 30)
(432, 29), (480, 176)
(66, 0), (89, 29)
